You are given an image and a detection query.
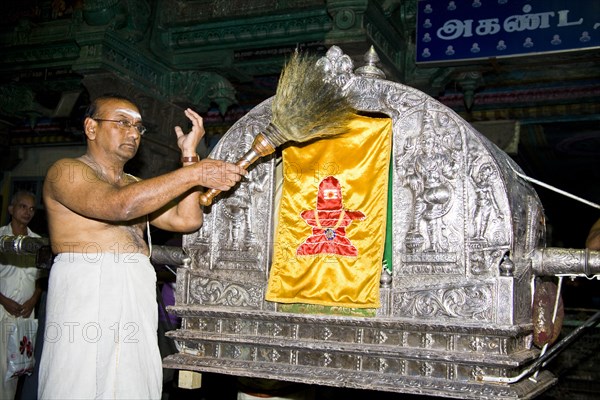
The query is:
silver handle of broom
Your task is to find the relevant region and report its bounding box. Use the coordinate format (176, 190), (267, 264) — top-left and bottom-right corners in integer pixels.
(198, 133), (277, 207)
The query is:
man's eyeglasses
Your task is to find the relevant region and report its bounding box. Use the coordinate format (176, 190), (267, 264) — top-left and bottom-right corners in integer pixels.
(92, 118), (147, 135)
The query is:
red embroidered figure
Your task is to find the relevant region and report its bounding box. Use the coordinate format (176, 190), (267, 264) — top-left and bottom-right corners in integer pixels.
(297, 176), (365, 257)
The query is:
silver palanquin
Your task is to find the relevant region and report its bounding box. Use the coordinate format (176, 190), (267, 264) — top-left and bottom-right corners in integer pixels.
(164, 46), (600, 399)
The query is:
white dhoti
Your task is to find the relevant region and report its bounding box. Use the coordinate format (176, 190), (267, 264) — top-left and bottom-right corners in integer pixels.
(38, 253), (162, 399)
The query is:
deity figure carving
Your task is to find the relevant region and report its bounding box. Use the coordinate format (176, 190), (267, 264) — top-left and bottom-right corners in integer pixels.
(222, 183), (251, 250)
(222, 162), (269, 251)
(471, 162), (503, 241)
(405, 134), (459, 253)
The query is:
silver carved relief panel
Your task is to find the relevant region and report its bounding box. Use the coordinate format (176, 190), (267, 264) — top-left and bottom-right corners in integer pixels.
(184, 101), (276, 309)
(171, 46), (562, 398)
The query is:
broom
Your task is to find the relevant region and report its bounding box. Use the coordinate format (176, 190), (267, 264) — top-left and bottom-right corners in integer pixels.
(199, 50), (356, 206)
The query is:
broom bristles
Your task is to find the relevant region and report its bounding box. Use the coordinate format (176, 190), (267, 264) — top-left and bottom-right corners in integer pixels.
(268, 51), (356, 147)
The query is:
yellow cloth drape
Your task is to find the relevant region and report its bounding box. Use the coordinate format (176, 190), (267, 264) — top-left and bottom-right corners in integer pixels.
(266, 114), (392, 308)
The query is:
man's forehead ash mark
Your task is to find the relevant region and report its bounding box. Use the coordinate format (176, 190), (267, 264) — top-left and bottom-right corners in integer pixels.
(113, 108), (142, 120)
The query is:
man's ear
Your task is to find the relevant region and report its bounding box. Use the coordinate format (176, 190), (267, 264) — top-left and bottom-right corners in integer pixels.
(7, 204), (13, 217)
(84, 117), (97, 140)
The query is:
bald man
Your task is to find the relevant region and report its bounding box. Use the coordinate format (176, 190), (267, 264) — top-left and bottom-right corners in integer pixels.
(39, 94), (246, 399)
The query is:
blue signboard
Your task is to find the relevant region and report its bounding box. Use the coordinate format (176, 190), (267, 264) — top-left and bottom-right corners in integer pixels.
(416, 0), (600, 64)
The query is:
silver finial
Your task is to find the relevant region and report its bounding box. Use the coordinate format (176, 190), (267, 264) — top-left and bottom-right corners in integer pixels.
(355, 46), (386, 79)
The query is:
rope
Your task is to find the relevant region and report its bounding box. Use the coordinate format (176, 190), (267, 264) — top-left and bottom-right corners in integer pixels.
(509, 164), (600, 210)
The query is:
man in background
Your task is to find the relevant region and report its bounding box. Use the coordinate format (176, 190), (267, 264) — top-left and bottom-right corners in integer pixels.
(0, 190), (44, 400)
